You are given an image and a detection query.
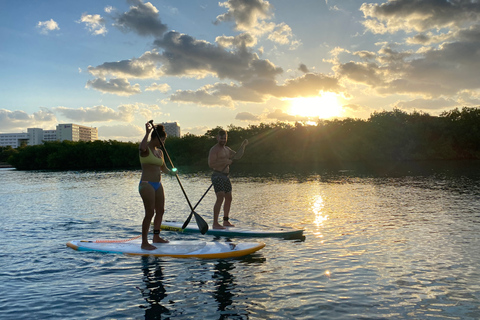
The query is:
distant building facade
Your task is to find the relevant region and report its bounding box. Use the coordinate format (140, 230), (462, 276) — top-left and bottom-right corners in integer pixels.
(161, 122), (181, 138)
(0, 123), (98, 148)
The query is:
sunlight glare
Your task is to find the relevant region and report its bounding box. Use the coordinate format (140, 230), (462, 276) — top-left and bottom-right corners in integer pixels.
(288, 92), (343, 119)
(313, 195), (328, 226)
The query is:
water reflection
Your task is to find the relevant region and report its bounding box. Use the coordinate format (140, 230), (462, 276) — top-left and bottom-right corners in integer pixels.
(138, 257), (171, 319)
(312, 195), (328, 226)
(212, 260), (237, 318)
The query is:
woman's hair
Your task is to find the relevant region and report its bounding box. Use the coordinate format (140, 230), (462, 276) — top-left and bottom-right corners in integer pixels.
(151, 124), (167, 140)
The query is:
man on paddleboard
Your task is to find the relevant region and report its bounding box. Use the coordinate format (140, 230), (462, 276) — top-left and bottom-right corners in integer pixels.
(208, 130), (248, 229)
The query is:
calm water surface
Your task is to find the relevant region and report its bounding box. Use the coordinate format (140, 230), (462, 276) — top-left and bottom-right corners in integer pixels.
(1, 162), (479, 319)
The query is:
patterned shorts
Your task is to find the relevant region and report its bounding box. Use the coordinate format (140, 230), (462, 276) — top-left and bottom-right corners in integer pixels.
(211, 172), (232, 193)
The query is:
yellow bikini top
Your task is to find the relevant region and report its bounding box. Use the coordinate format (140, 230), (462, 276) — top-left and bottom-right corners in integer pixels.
(139, 147), (164, 166)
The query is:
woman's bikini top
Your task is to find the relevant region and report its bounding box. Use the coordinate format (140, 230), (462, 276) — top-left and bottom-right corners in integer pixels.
(139, 147), (164, 166)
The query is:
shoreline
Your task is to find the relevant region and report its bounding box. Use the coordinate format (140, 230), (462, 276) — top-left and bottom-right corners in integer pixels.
(0, 162), (13, 168)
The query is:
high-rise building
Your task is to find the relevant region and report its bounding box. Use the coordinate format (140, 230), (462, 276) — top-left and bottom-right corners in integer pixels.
(161, 122), (181, 138)
(56, 124), (98, 142)
(0, 124), (98, 147)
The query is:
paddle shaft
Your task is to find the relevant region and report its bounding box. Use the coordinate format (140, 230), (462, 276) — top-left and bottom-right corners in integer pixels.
(149, 121), (208, 232)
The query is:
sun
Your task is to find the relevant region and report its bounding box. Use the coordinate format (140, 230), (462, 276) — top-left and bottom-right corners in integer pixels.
(287, 92), (343, 119)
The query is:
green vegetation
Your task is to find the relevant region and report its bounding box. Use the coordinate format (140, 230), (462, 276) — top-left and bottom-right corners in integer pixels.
(4, 107), (480, 170)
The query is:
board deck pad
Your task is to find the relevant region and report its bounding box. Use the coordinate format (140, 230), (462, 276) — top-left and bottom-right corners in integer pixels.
(67, 239), (265, 259)
(161, 221), (304, 239)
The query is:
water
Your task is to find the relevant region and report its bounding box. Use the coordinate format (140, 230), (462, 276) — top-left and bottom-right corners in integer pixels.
(1, 162), (480, 319)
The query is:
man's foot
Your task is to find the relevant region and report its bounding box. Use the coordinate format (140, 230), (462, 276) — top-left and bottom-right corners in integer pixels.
(153, 236), (169, 243)
(223, 217), (235, 227)
(141, 243), (157, 250)
(212, 223), (226, 229)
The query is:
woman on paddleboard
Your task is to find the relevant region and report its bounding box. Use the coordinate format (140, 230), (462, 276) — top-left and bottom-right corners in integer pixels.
(139, 121), (174, 250)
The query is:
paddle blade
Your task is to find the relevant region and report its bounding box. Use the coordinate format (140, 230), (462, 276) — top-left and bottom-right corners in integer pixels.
(182, 212), (194, 229)
(193, 211), (209, 234)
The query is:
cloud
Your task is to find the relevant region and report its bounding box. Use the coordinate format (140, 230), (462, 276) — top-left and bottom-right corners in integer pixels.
(0, 108), (57, 131)
(215, 0), (273, 31)
(274, 73), (342, 98)
(235, 112), (260, 121)
(335, 31), (480, 99)
(145, 82), (171, 93)
(267, 23), (293, 45)
(170, 88), (234, 108)
(54, 104), (139, 122)
(153, 31), (283, 81)
(87, 50), (163, 78)
(182, 125), (210, 136)
(98, 124), (144, 141)
(394, 97), (457, 111)
(361, 0), (480, 34)
(113, 0), (167, 37)
(85, 78), (141, 96)
(36, 19), (59, 35)
(216, 33), (257, 48)
(168, 82), (264, 107)
(298, 63), (309, 73)
(266, 109), (309, 122)
(78, 13), (107, 35)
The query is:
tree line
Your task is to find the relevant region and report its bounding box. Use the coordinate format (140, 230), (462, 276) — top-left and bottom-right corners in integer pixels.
(3, 107), (480, 170)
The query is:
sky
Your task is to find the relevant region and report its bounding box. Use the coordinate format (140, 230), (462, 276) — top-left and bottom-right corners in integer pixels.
(1, 0), (480, 141)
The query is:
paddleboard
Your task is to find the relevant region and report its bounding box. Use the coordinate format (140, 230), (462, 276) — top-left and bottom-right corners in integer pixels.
(161, 221), (304, 239)
(66, 239), (265, 259)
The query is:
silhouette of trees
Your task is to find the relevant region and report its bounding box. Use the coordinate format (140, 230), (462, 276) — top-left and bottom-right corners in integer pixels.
(5, 107), (480, 170)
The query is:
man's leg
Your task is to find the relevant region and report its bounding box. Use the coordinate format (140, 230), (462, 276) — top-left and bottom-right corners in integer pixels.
(223, 192), (234, 227)
(213, 191), (226, 229)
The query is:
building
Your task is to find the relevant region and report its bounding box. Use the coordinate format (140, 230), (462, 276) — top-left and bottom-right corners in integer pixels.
(0, 132), (29, 148)
(161, 122), (181, 138)
(56, 123), (98, 142)
(0, 124), (98, 148)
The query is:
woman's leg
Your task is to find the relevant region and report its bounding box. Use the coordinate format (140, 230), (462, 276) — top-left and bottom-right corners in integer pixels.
(152, 184), (168, 243)
(139, 182), (157, 250)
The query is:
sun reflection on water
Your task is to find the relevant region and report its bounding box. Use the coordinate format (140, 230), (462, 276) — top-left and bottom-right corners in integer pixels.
(312, 195), (328, 239)
(313, 195), (328, 226)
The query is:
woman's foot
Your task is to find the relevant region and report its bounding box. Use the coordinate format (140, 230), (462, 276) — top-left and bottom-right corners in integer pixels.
(141, 242), (157, 250)
(153, 236), (169, 243)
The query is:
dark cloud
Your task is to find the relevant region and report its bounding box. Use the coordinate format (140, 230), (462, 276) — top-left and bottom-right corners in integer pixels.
(395, 97), (457, 111)
(235, 112), (260, 121)
(170, 89), (234, 108)
(298, 63), (309, 73)
(361, 0), (480, 33)
(113, 0), (167, 37)
(85, 78), (141, 96)
(87, 54), (161, 78)
(277, 73), (341, 98)
(154, 31), (283, 82)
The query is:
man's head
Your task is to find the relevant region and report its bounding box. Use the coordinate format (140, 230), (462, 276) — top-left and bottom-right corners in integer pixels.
(217, 130), (227, 146)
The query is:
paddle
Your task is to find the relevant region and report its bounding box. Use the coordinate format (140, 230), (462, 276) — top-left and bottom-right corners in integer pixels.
(149, 120), (209, 234)
(181, 141), (247, 229)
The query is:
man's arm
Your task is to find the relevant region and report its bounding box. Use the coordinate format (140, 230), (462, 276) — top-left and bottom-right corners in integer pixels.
(232, 139), (249, 160)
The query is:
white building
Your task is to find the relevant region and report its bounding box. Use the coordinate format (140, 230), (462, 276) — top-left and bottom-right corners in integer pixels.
(0, 124), (98, 148)
(0, 132), (29, 148)
(161, 122), (181, 138)
(56, 123), (98, 142)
